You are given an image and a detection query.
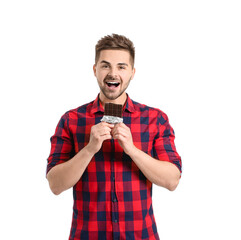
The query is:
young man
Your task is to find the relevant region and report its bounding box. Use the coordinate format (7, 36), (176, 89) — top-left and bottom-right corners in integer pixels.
(47, 34), (182, 240)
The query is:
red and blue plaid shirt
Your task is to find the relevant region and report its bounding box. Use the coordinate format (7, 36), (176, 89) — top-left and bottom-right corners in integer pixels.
(47, 94), (182, 240)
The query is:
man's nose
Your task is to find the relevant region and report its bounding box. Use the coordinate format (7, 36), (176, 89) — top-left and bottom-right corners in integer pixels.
(108, 68), (118, 78)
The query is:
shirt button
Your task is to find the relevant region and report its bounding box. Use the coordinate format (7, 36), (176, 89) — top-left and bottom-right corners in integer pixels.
(114, 219), (118, 223)
(113, 198), (117, 202)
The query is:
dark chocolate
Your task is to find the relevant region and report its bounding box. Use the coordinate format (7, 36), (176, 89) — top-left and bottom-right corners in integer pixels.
(104, 103), (122, 118)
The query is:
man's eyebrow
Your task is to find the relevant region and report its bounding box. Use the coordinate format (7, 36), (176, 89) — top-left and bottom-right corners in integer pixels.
(100, 60), (128, 66)
(100, 60), (110, 65)
(117, 63), (128, 66)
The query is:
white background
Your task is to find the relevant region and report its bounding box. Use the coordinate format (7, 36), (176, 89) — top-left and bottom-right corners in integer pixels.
(1, 0), (241, 239)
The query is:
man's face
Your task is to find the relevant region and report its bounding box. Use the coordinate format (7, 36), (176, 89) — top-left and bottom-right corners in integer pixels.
(93, 49), (135, 104)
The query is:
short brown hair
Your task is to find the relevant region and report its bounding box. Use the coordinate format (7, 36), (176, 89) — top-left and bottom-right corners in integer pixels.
(95, 34), (135, 68)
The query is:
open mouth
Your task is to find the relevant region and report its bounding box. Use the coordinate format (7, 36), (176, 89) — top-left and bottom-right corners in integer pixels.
(106, 82), (120, 88)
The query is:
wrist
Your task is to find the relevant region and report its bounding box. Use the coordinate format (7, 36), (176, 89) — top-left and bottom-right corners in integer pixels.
(84, 143), (97, 157)
(126, 144), (139, 158)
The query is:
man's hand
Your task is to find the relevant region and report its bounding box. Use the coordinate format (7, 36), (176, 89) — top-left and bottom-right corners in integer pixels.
(47, 122), (114, 195)
(86, 122), (114, 154)
(112, 123), (136, 155)
(111, 123), (180, 191)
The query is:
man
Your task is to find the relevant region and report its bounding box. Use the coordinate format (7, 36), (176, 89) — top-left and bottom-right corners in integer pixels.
(47, 34), (182, 240)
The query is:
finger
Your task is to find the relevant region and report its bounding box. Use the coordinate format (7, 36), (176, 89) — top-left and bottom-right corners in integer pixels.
(113, 123), (130, 133)
(98, 127), (112, 136)
(101, 134), (112, 141)
(118, 122), (129, 130)
(115, 134), (126, 142)
(107, 123), (115, 128)
(113, 133), (124, 140)
(112, 129), (129, 140)
(93, 123), (113, 133)
(99, 122), (114, 128)
(112, 126), (129, 137)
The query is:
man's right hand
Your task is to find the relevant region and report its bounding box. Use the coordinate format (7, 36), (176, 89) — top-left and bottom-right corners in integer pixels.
(47, 122), (114, 195)
(86, 122), (114, 154)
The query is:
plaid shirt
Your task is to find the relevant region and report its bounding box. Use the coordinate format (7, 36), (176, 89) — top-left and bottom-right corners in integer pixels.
(47, 95), (182, 240)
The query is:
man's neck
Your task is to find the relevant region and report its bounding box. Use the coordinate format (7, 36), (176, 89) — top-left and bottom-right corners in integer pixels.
(99, 92), (127, 106)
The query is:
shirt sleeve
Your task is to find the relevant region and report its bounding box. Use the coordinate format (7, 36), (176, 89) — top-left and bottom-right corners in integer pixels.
(153, 111), (182, 173)
(46, 113), (75, 174)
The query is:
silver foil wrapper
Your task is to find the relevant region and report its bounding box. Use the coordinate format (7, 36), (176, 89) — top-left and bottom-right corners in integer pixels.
(100, 115), (123, 124)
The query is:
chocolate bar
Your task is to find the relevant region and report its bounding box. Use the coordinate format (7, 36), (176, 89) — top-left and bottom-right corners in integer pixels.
(101, 103), (123, 124)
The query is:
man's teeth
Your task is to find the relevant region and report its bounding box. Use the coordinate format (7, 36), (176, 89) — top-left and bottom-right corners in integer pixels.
(108, 82), (118, 84)
(106, 82), (120, 86)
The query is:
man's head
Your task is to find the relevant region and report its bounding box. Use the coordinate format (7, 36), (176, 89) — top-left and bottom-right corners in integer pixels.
(95, 34), (135, 69)
(94, 34), (136, 105)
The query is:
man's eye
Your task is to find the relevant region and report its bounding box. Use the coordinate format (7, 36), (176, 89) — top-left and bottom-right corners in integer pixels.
(102, 65), (109, 68)
(119, 66), (126, 70)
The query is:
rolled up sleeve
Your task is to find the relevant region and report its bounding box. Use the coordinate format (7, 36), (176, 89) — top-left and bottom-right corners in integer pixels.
(47, 113), (74, 174)
(153, 112), (182, 173)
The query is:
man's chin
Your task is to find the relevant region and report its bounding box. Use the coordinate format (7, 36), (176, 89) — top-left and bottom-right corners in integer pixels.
(103, 91), (124, 101)
(104, 94), (119, 101)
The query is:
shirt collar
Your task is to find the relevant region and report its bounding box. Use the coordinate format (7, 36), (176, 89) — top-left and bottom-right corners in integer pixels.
(89, 93), (136, 115)
(123, 94), (136, 113)
(89, 94), (104, 114)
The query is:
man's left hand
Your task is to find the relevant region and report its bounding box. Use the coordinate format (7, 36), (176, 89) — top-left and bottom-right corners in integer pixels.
(111, 123), (136, 155)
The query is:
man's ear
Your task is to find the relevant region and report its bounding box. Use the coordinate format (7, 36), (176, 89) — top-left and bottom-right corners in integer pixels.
(93, 64), (96, 76)
(131, 68), (136, 80)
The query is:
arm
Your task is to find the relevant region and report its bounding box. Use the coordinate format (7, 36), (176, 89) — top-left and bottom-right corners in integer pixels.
(47, 122), (114, 195)
(126, 147), (180, 191)
(112, 123), (181, 191)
